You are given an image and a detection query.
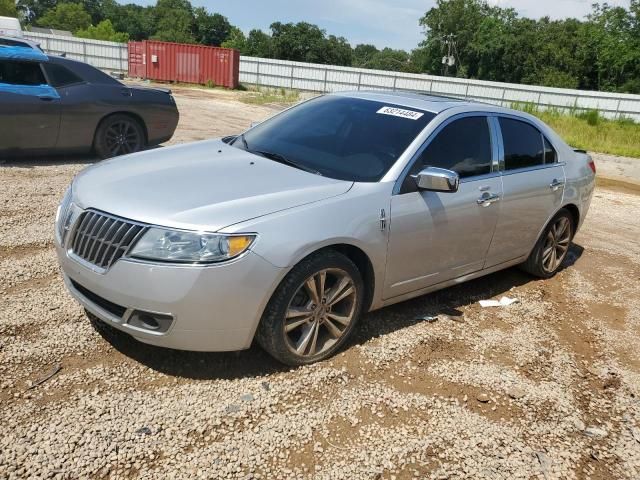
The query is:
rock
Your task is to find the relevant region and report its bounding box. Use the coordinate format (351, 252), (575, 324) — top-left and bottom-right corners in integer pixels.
(584, 426), (608, 438)
(225, 404), (241, 414)
(535, 451), (552, 477)
(240, 393), (255, 402)
(135, 427), (152, 436)
(573, 419), (586, 431)
(507, 387), (526, 400)
(261, 382), (270, 391)
(476, 393), (490, 403)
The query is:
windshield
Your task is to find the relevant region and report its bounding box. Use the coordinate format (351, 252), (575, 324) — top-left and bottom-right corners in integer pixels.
(232, 95), (435, 182)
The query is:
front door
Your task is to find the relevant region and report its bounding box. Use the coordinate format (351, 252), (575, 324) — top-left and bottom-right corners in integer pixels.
(384, 115), (502, 299)
(485, 116), (565, 267)
(0, 59), (60, 153)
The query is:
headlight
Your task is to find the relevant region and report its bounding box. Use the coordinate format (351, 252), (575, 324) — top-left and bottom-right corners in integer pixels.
(128, 228), (256, 264)
(55, 187), (72, 241)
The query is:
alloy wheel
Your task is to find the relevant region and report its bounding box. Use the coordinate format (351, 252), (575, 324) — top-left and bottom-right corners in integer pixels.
(284, 268), (357, 357)
(542, 216), (571, 273)
(104, 120), (141, 156)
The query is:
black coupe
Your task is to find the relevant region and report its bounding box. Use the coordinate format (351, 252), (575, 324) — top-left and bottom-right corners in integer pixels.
(0, 42), (179, 159)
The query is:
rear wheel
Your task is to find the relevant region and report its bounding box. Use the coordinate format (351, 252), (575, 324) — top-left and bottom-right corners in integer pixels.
(94, 114), (145, 159)
(256, 250), (364, 366)
(521, 209), (574, 278)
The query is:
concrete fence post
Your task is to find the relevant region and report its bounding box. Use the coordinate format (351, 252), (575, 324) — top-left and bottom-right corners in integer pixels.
(256, 61), (260, 88)
(323, 68), (328, 93)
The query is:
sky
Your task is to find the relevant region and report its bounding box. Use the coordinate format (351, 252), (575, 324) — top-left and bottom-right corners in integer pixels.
(124, 0), (632, 51)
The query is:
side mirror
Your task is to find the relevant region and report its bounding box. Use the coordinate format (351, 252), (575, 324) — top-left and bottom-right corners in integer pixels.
(413, 167), (459, 193)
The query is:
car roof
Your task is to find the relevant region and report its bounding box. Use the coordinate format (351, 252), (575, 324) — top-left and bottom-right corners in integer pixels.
(0, 35), (40, 49)
(331, 90), (486, 114)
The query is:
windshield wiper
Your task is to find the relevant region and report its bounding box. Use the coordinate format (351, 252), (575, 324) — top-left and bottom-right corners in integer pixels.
(254, 150), (322, 176)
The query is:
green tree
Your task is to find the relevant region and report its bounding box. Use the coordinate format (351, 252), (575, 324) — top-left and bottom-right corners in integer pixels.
(37, 2), (91, 32)
(151, 0), (195, 43)
(103, 2), (154, 40)
(0, 0), (17, 16)
(245, 29), (272, 57)
(193, 7), (231, 46)
(321, 34), (352, 66)
(76, 19), (128, 42)
(221, 26), (247, 52)
(353, 44), (379, 67)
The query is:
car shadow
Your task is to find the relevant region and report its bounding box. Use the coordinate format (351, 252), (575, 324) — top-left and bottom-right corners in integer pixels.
(0, 146), (165, 168)
(0, 153), (99, 168)
(94, 243), (584, 380)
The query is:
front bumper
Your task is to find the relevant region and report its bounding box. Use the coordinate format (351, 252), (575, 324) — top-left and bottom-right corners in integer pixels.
(56, 239), (285, 351)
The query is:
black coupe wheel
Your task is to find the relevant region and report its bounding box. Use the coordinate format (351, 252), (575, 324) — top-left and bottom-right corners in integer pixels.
(94, 114), (145, 159)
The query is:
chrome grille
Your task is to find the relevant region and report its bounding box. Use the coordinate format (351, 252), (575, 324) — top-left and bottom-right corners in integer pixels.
(69, 211), (146, 270)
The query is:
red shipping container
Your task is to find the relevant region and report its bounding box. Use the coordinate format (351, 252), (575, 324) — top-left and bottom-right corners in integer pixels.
(128, 40), (240, 89)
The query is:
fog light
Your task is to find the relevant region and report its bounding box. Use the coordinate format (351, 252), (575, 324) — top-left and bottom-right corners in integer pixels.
(127, 310), (173, 333)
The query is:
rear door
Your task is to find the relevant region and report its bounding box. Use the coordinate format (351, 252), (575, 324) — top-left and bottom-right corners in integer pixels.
(485, 116), (565, 267)
(383, 114), (503, 299)
(0, 59), (60, 152)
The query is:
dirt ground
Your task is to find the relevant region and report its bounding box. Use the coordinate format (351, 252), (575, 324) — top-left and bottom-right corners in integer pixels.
(1, 86), (640, 480)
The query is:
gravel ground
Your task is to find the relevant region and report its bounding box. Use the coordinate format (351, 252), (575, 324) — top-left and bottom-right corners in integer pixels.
(1, 87), (640, 479)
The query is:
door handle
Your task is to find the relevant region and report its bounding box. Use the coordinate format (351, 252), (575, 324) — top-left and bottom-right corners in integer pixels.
(549, 179), (565, 191)
(38, 96), (55, 102)
(477, 193), (500, 207)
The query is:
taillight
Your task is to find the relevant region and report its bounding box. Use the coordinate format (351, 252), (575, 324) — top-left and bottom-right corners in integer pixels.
(588, 160), (596, 174)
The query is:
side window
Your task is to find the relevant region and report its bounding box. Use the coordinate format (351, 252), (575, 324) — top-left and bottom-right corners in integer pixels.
(543, 137), (557, 164)
(0, 60), (46, 86)
(414, 116), (492, 179)
(43, 63), (83, 88)
(499, 117), (544, 170)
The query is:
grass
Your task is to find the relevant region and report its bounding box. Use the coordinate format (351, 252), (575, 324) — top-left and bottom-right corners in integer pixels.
(511, 103), (640, 158)
(239, 86), (300, 105)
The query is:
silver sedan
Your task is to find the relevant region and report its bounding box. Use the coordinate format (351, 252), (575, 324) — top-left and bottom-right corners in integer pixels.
(55, 91), (596, 365)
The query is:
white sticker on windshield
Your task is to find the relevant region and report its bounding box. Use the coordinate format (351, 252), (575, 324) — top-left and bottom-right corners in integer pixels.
(377, 106), (424, 120)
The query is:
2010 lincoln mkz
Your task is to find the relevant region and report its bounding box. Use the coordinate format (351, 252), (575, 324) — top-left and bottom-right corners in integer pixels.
(55, 91), (596, 365)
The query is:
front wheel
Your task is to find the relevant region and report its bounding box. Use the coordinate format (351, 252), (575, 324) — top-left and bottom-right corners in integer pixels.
(256, 250), (364, 366)
(521, 209), (574, 278)
(94, 114), (145, 159)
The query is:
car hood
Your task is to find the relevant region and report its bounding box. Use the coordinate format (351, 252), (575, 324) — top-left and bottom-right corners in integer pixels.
(73, 139), (353, 231)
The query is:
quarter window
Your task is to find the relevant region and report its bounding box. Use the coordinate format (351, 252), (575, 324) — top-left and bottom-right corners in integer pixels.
(413, 116), (492, 179)
(0, 60), (46, 86)
(499, 117), (544, 170)
(43, 63), (83, 88)
(543, 137), (557, 164)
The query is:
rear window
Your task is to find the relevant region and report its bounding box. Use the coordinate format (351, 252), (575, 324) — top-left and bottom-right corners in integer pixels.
(0, 60), (46, 85)
(49, 58), (121, 85)
(499, 117), (544, 170)
(236, 95), (435, 182)
(43, 63), (83, 87)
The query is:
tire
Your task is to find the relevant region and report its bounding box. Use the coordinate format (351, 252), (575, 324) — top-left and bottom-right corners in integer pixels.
(94, 114), (145, 159)
(255, 250), (365, 366)
(520, 208), (574, 278)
